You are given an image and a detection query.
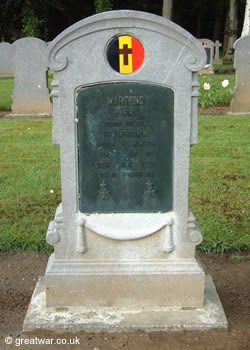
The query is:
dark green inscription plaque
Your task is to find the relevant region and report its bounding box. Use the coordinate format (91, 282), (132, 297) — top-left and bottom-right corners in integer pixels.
(77, 82), (173, 213)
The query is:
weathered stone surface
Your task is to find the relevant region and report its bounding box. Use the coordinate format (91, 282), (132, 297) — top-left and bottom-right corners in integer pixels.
(198, 65), (215, 75)
(44, 9), (209, 310)
(0, 42), (13, 75)
(24, 10), (227, 332)
(231, 35), (250, 113)
(11, 38), (51, 114)
(23, 276), (228, 332)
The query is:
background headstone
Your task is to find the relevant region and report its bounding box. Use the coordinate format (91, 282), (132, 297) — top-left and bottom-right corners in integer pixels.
(11, 37), (51, 114)
(231, 35), (250, 113)
(198, 39), (214, 65)
(0, 42), (13, 75)
(213, 40), (222, 64)
(198, 38), (215, 74)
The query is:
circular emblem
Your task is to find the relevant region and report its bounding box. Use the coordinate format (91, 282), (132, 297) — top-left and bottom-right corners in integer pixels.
(107, 35), (144, 74)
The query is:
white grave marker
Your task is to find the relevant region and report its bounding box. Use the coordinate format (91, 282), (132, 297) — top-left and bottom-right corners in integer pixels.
(214, 40), (222, 64)
(11, 38), (51, 115)
(231, 35), (250, 113)
(0, 42), (13, 75)
(23, 11), (227, 332)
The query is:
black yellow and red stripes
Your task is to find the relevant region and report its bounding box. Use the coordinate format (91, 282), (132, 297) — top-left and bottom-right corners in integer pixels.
(107, 35), (144, 74)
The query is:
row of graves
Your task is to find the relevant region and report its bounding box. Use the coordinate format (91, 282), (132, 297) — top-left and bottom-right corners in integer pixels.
(12, 10), (229, 332)
(1, 31), (250, 114)
(199, 39), (222, 65)
(2, 7), (250, 334)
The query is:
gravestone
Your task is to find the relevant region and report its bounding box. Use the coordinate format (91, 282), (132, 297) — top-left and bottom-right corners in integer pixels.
(11, 38), (51, 115)
(0, 42), (13, 75)
(199, 39), (214, 65)
(24, 10), (227, 332)
(214, 40), (222, 64)
(198, 39), (215, 75)
(231, 35), (250, 113)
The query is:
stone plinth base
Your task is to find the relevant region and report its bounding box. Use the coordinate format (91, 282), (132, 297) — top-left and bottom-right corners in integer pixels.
(45, 253), (205, 308)
(23, 276), (227, 333)
(198, 65), (215, 75)
(230, 99), (250, 114)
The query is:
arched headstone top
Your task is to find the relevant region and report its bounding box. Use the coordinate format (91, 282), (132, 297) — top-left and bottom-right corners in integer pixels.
(11, 37), (51, 114)
(233, 35), (250, 49)
(48, 10), (206, 72)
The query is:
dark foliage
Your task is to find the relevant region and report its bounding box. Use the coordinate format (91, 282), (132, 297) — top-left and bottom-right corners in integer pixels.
(0, 0), (246, 43)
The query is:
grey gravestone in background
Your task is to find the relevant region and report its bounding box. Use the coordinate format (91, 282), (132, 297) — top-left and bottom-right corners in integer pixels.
(213, 40), (222, 64)
(0, 42), (13, 75)
(198, 39), (214, 65)
(24, 10), (227, 332)
(231, 35), (250, 113)
(11, 38), (51, 114)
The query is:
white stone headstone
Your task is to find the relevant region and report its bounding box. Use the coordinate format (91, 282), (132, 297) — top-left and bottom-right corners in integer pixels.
(231, 35), (250, 113)
(0, 42), (13, 75)
(214, 40), (222, 64)
(23, 11), (227, 332)
(11, 37), (51, 114)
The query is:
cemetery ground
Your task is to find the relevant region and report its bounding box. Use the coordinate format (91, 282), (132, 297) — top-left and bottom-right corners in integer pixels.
(0, 251), (249, 350)
(0, 118), (249, 350)
(0, 76), (249, 348)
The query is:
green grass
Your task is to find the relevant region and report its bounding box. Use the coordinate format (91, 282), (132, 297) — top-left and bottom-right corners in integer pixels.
(0, 116), (249, 253)
(214, 63), (234, 72)
(189, 115), (250, 253)
(0, 118), (60, 252)
(0, 76), (14, 109)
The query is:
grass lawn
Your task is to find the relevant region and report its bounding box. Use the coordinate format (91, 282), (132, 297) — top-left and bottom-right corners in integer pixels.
(213, 63), (234, 72)
(0, 116), (249, 253)
(0, 76), (14, 109)
(189, 115), (249, 253)
(0, 118), (60, 252)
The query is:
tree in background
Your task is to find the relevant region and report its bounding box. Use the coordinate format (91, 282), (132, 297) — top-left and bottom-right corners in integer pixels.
(162, 0), (173, 20)
(223, 0), (246, 60)
(213, 0), (228, 42)
(165, 0), (245, 60)
(223, 0), (238, 60)
(21, 5), (44, 37)
(0, 0), (95, 41)
(0, 0), (246, 49)
(95, 0), (113, 13)
(241, 0), (250, 36)
(0, 0), (23, 41)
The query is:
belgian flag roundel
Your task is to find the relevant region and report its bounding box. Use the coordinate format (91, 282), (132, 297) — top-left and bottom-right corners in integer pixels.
(107, 35), (144, 74)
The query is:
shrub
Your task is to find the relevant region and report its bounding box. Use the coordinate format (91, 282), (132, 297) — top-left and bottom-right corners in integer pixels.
(198, 75), (234, 107)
